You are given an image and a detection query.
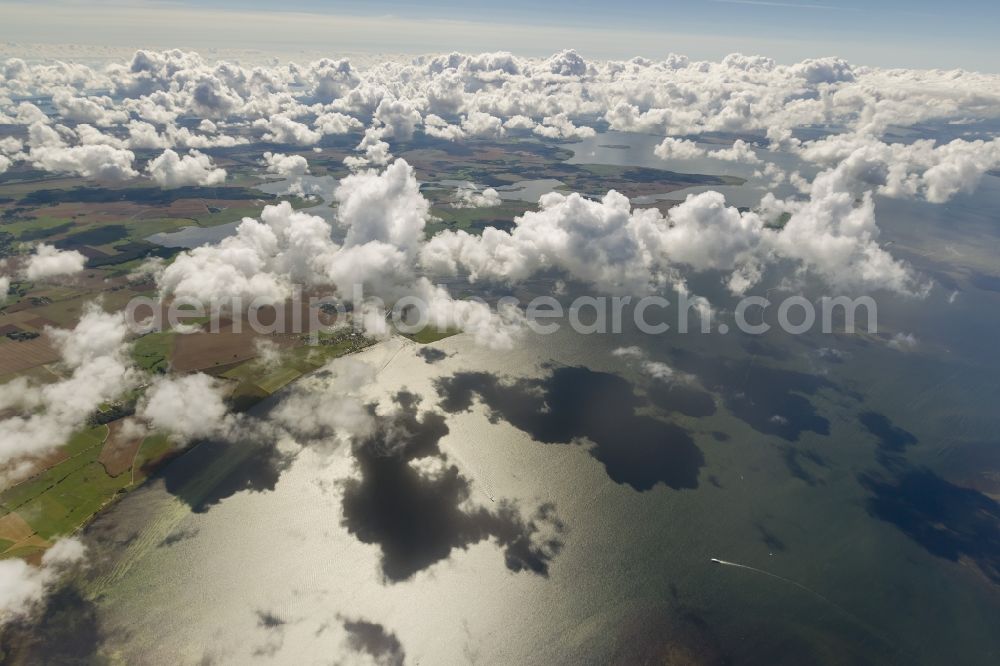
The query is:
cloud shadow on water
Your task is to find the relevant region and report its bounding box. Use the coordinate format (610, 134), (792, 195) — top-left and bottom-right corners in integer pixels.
(668, 349), (836, 441)
(0, 585), (105, 663)
(341, 618), (405, 666)
(340, 391), (564, 583)
(157, 438), (294, 513)
(417, 346), (449, 364)
(860, 467), (1000, 584)
(434, 365), (705, 491)
(858, 411), (918, 467)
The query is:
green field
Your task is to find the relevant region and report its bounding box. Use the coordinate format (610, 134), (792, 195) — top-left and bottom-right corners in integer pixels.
(404, 325), (460, 344)
(0, 427), (121, 548)
(131, 331), (176, 373)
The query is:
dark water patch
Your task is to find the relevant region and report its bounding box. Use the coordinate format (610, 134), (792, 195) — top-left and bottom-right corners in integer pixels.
(417, 347), (448, 364)
(669, 350), (835, 441)
(712, 431), (730, 442)
(54, 224), (129, 248)
(970, 272), (1000, 293)
(756, 523), (788, 552)
(436, 366), (705, 491)
(157, 438), (294, 513)
(609, 604), (731, 666)
(157, 526), (199, 547)
(780, 446), (827, 486)
(16, 221), (73, 241)
(256, 610), (286, 629)
(252, 609), (287, 657)
(20, 185), (269, 206)
(341, 618), (405, 666)
(341, 392), (563, 582)
(0, 586), (105, 664)
(858, 412), (917, 465)
(860, 468), (1000, 584)
(85, 240), (179, 268)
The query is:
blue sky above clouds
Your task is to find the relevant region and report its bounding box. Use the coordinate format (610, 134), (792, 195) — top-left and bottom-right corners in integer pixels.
(2, 0), (998, 70)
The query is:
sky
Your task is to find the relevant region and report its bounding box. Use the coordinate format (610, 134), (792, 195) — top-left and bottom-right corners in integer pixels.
(0, 0), (999, 70)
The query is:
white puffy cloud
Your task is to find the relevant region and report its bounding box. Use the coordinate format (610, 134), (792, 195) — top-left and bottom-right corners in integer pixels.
(0, 154), (11, 174)
(23, 243), (86, 281)
(344, 126), (392, 168)
(146, 148), (226, 188)
(28, 125), (138, 181)
(270, 357), (376, 445)
(256, 115), (322, 146)
(763, 167), (921, 295)
(262, 151), (310, 177)
(126, 120), (170, 149)
(0, 304), (138, 465)
(314, 111), (362, 135)
(374, 98), (422, 140)
(309, 58), (360, 102)
(710, 139), (762, 164)
(0, 538), (87, 626)
(654, 138), (761, 164)
(138, 373), (233, 442)
(422, 179), (916, 298)
(51, 89), (127, 126)
(793, 133), (1000, 203)
(654, 137), (707, 160)
(451, 185), (501, 208)
(533, 113), (594, 140)
(461, 111), (504, 139)
(545, 49), (590, 77)
(12, 50), (996, 351)
(424, 114), (466, 141)
(155, 158), (522, 346)
(0, 136), (23, 155)
(612, 346), (677, 381)
(887, 332), (919, 351)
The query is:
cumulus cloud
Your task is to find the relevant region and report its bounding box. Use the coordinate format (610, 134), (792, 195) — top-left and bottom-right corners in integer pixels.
(796, 134), (1000, 203)
(461, 111), (505, 139)
(611, 346), (676, 381)
(146, 148), (226, 188)
(262, 151), (310, 177)
(256, 115), (322, 146)
(0, 304), (138, 466)
(422, 189), (763, 295)
(11, 49), (994, 356)
(270, 357), (376, 446)
(314, 111), (363, 135)
(28, 125), (138, 181)
(0, 136), (23, 155)
(156, 158), (522, 346)
(422, 179), (917, 297)
(710, 139), (762, 164)
(654, 137), (707, 160)
(451, 184), (501, 208)
(23, 244), (86, 281)
(138, 373), (233, 442)
(0, 537), (87, 626)
(374, 98), (422, 140)
(887, 332), (919, 351)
